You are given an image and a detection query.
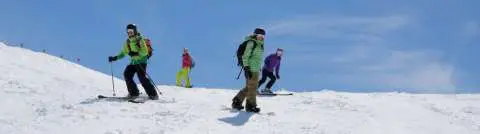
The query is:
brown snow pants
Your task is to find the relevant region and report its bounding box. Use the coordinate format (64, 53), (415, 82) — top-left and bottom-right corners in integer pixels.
(233, 71), (259, 106)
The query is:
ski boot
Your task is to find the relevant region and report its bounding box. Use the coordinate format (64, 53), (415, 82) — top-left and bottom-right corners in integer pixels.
(246, 103), (261, 113)
(261, 88), (273, 94)
(231, 97), (244, 110)
(126, 93), (139, 99)
(149, 95), (159, 100)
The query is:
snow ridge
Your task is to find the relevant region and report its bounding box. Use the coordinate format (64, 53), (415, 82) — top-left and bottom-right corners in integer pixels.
(0, 42), (479, 134)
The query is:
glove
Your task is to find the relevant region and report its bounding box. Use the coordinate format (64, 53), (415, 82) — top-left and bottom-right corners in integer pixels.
(128, 51), (139, 57)
(244, 66), (252, 78)
(108, 56), (117, 62)
(276, 74), (280, 79)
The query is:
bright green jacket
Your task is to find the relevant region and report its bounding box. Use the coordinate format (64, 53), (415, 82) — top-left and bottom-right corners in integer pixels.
(116, 35), (149, 65)
(242, 35), (264, 72)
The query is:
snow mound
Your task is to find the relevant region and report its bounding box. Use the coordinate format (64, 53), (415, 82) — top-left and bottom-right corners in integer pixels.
(0, 42), (479, 134)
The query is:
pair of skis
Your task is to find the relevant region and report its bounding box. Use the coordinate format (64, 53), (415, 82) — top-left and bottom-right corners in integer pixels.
(220, 105), (276, 116)
(97, 95), (147, 103)
(257, 92), (293, 96)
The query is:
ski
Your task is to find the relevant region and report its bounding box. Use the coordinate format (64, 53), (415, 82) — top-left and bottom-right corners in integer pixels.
(128, 99), (146, 103)
(97, 95), (145, 103)
(257, 93), (293, 96)
(97, 95), (132, 100)
(220, 105), (275, 116)
(96, 95), (177, 104)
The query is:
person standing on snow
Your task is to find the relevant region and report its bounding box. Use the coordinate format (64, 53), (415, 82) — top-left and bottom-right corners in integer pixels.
(258, 48), (283, 93)
(231, 28), (265, 113)
(108, 24), (159, 100)
(176, 48), (194, 88)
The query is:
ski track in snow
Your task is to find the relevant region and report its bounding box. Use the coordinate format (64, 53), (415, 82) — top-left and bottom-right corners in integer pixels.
(1, 42), (480, 134)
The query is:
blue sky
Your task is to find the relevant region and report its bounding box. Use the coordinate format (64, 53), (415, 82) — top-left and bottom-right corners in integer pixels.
(1, 0), (479, 93)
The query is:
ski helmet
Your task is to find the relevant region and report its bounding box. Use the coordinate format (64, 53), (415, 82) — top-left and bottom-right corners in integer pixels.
(254, 28), (266, 35)
(126, 24), (138, 34)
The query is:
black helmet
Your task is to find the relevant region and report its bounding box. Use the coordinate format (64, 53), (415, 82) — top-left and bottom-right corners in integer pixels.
(126, 24), (138, 34)
(254, 28), (266, 35)
(126, 24), (137, 30)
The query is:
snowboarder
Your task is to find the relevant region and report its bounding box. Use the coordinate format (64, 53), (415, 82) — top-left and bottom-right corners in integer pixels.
(176, 48), (194, 88)
(258, 48), (283, 93)
(231, 28), (265, 113)
(108, 24), (159, 100)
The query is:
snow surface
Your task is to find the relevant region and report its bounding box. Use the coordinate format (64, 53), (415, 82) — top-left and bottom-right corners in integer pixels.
(0, 42), (479, 134)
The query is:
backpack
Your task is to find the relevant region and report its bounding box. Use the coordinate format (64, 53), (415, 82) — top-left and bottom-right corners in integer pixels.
(191, 58), (196, 68)
(236, 39), (258, 67)
(126, 36), (153, 59)
(144, 38), (153, 58)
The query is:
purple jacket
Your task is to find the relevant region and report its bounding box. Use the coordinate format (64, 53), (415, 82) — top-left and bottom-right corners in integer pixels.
(263, 54), (281, 76)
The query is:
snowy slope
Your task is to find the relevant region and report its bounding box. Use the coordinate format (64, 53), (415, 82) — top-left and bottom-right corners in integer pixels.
(0, 42), (479, 134)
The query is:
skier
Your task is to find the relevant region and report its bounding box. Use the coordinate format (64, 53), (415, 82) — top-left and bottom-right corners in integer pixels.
(258, 48), (283, 93)
(176, 48), (194, 88)
(231, 28), (265, 113)
(108, 24), (159, 100)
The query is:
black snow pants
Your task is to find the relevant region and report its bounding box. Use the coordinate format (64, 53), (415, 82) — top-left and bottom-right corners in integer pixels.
(124, 63), (158, 97)
(258, 68), (276, 89)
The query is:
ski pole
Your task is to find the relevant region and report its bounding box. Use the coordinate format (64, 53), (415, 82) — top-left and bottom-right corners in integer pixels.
(236, 67), (244, 80)
(136, 65), (163, 95)
(110, 63), (116, 96)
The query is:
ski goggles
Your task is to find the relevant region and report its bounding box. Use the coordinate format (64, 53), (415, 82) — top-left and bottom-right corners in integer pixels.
(256, 34), (265, 38)
(276, 51), (283, 55)
(127, 29), (135, 33)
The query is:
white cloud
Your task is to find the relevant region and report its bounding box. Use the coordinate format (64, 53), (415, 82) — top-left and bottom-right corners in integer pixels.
(267, 15), (409, 43)
(361, 50), (455, 90)
(267, 15), (411, 65)
(268, 14), (456, 91)
(360, 50), (441, 71)
(328, 46), (455, 90)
